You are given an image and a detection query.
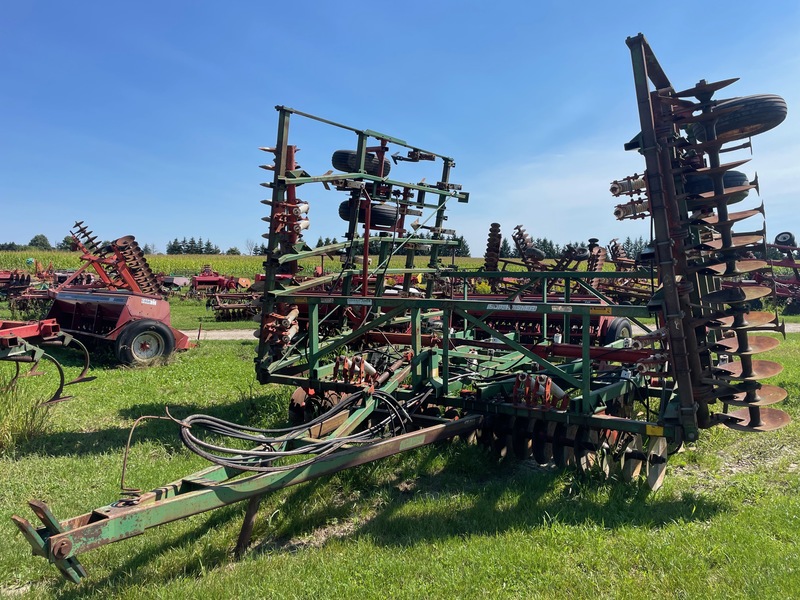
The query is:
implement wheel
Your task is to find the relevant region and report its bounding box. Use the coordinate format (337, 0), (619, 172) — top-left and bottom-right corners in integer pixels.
(331, 149), (391, 177)
(602, 317), (632, 345)
(115, 320), (175, 366)
(337, 201), (398, 228)
(689, 94), (787, 143)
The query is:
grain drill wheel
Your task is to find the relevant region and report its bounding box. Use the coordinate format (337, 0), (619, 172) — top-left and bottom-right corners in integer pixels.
(115, 319), (175, 366)
(775, 231), (796, 247)
(603, 317), (633, 345)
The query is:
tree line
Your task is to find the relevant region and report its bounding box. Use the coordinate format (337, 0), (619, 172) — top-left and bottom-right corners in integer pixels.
(166, 237), (236, 255)
(0, 234), (163, 254)
(309, 233), (473, 257)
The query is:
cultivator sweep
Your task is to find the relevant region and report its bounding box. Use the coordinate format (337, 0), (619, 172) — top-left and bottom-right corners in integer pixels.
(0, 319), (93, 404)
(13, 34), (792, 583)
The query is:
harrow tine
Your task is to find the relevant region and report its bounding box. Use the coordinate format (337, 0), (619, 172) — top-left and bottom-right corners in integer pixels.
(30, 353), (68, 405)
(62, 336), (96, 385)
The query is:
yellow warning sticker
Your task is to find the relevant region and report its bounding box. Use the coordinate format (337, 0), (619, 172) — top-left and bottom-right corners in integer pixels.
(590, 306), (613, 315)
(645, 425), (665, 437)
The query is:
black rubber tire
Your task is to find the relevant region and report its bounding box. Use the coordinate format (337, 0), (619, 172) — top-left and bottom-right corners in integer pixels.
(683, 169), (750, 204)
(331, 150), (391, 177)
(568, 246), (590, 262)
(115, 319), (175, 366)
(337, 201), (398, 227)
(521, 246), (545, 261)
(689, 94), (787, 143)
(602, 317), (633, 345)
(775, 231), (796, 247)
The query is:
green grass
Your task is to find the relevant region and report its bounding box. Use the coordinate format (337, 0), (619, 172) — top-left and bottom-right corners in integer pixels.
(167, 297), (258, 331)
(1, 334), (800, 598)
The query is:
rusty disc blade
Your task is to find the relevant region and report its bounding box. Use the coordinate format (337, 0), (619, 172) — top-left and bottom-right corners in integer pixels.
(723, 407), (791, 432)
(713, 359), (784, 381)
(621, 433), (644, 482)
(511, 418), (532, 460)
(678, 159), (750, 176)
(712, 335), (781, 355)
(702, 285), (773, 305)
(531, 420), (554, 465)
(694, 206), (763, 226)
(575, 427), (601, 476)
(699, 260), (768, 277)
(551, 423), (578, 468)
(686, 184), (756, 209)
(646, 436), (668, 491)
(714, 310), (779, 330)
(674, 77), (739, 98)
(696, 234), (764, 251)
(721, 384), (787, 407)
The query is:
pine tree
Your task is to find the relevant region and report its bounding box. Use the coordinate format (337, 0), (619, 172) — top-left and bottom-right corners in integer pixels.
(499, 237), (511, 258)
(455, 235), (471, 257)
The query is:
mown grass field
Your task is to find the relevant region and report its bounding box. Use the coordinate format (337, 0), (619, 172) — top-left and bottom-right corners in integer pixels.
(1, 319), (799, 597)
(3, 253), (800, 597)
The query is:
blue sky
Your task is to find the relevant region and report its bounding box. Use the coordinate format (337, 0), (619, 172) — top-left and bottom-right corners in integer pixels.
(2, 1), (799, 256)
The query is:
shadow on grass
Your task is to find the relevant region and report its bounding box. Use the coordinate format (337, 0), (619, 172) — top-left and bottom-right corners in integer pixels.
(30, 443), (729, 597)
(251, 447), (725, 550)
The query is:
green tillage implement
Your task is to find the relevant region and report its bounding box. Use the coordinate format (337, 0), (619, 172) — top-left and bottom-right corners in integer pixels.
(12, 33), (790, 582)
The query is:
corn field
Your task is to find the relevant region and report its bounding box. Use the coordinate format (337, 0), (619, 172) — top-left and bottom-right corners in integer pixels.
(0, 251), (492, 279)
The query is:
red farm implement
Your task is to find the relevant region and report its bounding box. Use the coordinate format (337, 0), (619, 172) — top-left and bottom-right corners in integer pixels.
(1, 318), (94, 404)
(25, 222), (191, 365)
